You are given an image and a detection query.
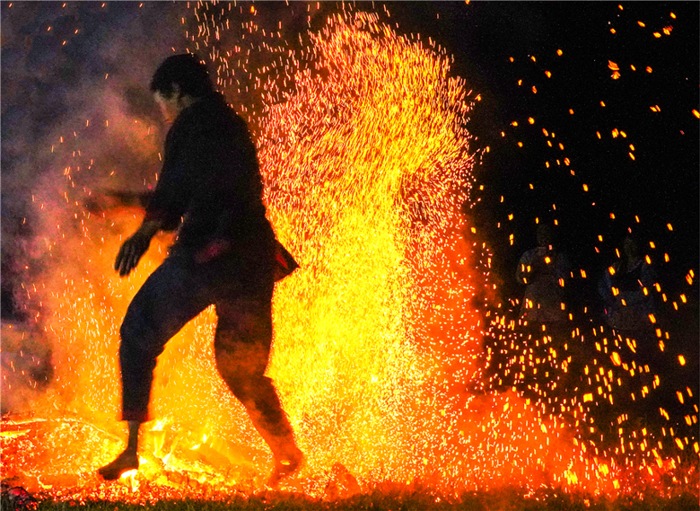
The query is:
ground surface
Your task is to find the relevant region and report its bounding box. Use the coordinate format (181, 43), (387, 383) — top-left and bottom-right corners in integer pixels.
(3, 488), (699, 511)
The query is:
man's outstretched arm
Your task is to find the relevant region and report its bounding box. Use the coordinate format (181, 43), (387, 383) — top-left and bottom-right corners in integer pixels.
(114, 219), (162, 277)
(84, 190), (153, 214)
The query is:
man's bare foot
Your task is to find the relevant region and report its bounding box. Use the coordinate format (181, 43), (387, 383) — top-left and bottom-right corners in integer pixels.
(267, 450), (304, 488)
(98, 450), (139, 480)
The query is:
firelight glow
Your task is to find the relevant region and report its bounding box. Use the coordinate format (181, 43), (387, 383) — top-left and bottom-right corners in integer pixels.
(1, 3), (697, 504)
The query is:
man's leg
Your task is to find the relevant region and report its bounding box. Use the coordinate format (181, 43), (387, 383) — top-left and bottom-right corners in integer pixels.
(214, 297), (303, 485)
(98, 421), (141, 480)
(99, 257), (210, 480)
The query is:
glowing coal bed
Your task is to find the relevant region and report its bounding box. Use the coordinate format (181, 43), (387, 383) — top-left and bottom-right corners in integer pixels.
(1, 3), (697, 506)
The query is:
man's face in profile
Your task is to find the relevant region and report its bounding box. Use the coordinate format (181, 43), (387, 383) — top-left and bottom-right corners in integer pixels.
(153, 90), (181, 123)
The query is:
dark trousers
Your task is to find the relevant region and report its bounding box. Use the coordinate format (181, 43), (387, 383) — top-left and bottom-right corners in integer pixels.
(119, 250), (297, 459)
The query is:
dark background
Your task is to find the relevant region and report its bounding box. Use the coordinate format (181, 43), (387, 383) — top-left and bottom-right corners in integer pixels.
(380, 2), (699, 301)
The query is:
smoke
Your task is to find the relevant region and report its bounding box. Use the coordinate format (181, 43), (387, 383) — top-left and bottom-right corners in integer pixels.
(0, 0), (339, 421)
(1, 1), (187, 410)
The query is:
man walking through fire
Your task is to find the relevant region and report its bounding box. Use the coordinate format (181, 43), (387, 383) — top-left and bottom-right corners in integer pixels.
(98, 54), (303, 486)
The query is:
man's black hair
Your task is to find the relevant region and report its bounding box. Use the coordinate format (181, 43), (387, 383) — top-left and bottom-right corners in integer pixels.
(150, 53), (214, 98)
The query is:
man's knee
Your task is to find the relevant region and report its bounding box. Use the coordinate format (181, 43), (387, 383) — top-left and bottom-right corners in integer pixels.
(215, 342), (270, 396)
(217, 362), (266, 401)
(216, 296), (272, 341)
(224, 373), (267, 402)
(119, 307), (162, 362)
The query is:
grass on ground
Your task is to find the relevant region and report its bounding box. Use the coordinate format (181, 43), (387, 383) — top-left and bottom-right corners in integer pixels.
(17, 489), (699, 511)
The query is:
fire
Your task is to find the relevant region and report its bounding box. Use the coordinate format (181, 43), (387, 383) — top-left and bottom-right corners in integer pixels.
(1, 3), (697, 505)
(3, 10), (485, 499)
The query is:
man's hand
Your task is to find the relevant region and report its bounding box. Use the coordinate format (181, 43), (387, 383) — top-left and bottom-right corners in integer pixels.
(115, 231), (151, 277)
(114, 220), (161, 277)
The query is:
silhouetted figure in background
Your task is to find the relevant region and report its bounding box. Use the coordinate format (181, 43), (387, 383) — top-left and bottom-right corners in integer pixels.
(593, 235), (666, 444)
(514, 224), (572, 398)
(97, 54), (303, 486)
(597, 234), (659, 387)
(516, 224), (570, 325)
(598, 234), (657, 335)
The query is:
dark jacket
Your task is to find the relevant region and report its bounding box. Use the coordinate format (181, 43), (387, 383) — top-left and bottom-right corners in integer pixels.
(144, 93), (273, 254)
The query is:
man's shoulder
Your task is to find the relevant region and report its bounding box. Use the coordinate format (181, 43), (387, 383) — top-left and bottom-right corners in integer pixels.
(171, 105), (228, 141)
(520, 246), (544, 259)
(194, 97), (248, 135)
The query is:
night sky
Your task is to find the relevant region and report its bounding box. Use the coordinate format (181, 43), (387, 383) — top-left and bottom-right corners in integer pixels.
(434, 2), (699, 297)
(1, 1), (698, 319)
(370, 2), (699, 296)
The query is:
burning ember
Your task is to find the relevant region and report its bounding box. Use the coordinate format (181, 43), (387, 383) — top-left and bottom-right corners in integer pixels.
(1, 2), (697, 505)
